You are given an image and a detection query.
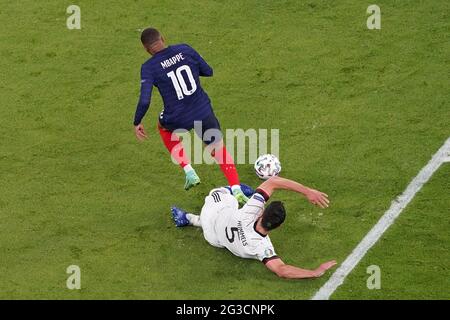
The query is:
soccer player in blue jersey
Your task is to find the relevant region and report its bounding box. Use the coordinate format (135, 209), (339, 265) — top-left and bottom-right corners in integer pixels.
(133, 28), (248, 204)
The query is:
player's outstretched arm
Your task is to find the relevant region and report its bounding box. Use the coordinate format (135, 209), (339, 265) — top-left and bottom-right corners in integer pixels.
(265, 258), (337, 279)
(257, 176), (329, 208)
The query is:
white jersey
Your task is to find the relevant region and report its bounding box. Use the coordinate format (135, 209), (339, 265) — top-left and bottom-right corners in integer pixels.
(200, 188), (278, 263)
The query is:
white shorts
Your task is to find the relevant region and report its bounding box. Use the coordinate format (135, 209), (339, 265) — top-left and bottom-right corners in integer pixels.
(200, 188), (237, 248)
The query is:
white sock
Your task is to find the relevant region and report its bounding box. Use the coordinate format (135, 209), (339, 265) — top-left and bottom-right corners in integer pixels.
(183, 164), (194, 174)
(231, 184), (241, 193)
(186, 214), (201, 227)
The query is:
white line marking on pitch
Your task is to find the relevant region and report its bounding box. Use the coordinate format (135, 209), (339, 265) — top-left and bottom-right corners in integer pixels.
(312, 136), (450, 300)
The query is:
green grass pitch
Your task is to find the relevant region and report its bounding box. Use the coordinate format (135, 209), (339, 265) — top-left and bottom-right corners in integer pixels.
(0, 0), (448, 299)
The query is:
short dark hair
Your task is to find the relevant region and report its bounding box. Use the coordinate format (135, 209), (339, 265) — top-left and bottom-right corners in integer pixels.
(141, 27), (161, 46)
(261, 201), (286, 231)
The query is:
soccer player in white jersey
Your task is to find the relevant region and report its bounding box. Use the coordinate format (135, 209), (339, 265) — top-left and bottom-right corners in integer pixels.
(171, 176), (337, 279)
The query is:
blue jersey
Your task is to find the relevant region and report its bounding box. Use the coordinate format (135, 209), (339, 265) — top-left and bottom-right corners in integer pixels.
(134, 44), (214, 128)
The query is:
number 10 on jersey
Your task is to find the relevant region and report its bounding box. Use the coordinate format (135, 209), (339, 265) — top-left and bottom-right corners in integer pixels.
(167, 65), (197, 100)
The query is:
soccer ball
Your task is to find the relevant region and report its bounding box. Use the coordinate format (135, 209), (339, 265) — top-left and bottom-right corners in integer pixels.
(254, 154), (281, 180)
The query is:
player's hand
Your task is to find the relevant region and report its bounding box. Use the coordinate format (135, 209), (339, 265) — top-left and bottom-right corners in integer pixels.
(305, 189), (330, 208)
(315, 260), (337, 277)
(134, 124), (148, 141)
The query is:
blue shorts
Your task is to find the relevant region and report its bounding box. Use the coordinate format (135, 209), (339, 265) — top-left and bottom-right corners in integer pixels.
(159, 113), (222, 145)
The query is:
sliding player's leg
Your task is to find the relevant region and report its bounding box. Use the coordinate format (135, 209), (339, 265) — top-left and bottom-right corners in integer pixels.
(224, 183), (255, 198)
(171, 206), (201, 227)
(158, 122), (200, 190)
(171, 189), (229, 250)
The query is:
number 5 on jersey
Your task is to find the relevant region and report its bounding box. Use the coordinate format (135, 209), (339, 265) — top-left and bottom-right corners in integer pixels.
(167, 65), (197, 100)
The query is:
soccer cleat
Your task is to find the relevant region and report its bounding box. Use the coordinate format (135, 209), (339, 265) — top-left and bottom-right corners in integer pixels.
(225, 183), (255, 197)
(239, 183), (255, 197)
(184, 170), (201, 190)
(171, 206), (190, 227)
(232, 188), (249, 205)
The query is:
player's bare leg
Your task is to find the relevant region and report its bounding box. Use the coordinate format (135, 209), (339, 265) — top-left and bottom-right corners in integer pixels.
(186, 213), (201, 227)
